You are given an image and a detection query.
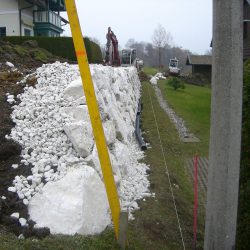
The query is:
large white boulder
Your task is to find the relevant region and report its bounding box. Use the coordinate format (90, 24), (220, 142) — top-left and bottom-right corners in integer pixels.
(29, 166), (111, 235)
(64, 121), (94, 158)
(63, 78), (84, 100)
(61, 105), (90, 123)
(86, 145), (121, 186)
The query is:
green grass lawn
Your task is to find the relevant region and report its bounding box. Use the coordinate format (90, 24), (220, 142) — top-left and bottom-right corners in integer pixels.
(142, 67), (158, 76)
(158, 80), (211, 156)
(127, 80), (210, 249)
(0, 230), (119, 250)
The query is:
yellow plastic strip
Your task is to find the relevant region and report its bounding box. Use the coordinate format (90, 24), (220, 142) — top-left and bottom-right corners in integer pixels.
(65, 0), (121, 239)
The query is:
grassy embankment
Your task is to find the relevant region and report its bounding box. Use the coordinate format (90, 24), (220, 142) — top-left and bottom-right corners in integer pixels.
(0, 67), (211, 249)
(143, 67), (158, 76)
(158, 79), (211, 156)
(126, 66), (211, 248)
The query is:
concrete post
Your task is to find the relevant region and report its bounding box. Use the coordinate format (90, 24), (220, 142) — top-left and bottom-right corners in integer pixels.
(204, 1), (243, 249)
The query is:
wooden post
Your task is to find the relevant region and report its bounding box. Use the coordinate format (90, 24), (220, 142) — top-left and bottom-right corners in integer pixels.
(118, 211), (129, 249)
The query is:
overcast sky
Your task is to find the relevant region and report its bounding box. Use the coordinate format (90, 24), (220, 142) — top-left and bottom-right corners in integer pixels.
(62, 0), (212, 55)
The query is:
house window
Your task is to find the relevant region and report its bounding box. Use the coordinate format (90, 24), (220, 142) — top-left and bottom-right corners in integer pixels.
(24, 28), (31, 37)
(0, 27), (6, 37)
(244, 21), (248, 40)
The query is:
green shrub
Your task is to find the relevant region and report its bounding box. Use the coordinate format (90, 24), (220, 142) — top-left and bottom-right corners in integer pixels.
(1, 36), (103, 63)
(167, 77), (185, 90)
(32, 49), (49, 63)
(13, 45), (29, 57)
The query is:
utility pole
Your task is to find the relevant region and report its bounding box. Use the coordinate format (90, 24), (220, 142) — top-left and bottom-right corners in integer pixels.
(204, 0), (243, 249)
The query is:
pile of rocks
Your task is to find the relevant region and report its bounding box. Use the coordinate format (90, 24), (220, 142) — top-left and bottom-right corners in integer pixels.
(6, 62), (151, 235)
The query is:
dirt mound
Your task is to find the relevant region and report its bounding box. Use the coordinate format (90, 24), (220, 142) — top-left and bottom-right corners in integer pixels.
(0, 40), (66, 70)
(0, 40), (66, 238)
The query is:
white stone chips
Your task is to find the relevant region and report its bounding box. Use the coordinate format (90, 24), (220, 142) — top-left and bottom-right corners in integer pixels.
(7, 62), (151, 235)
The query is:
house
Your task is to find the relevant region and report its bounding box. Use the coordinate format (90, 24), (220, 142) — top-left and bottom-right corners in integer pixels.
(186, 54), (212, 80)
(244, 0), (250, 59)
(210, 0), (250, 60)
(0, 0), (68, 37)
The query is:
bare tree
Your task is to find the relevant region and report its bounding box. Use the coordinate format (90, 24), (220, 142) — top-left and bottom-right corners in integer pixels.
(152, 24), (173, 69)
(89, 37), (101, 46)
(125, 38), (136, 48)
(125, 39), (147, 60)
(205, 49), (212, 55)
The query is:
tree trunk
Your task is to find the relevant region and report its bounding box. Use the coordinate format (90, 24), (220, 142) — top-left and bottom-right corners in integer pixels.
(158, 47), (161, 70)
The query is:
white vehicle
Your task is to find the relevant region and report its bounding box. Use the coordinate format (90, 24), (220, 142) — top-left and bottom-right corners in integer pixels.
(169, 58), (180, 76)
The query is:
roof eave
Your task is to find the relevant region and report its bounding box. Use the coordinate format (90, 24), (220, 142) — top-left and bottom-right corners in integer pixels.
(186, 54), (192, 65)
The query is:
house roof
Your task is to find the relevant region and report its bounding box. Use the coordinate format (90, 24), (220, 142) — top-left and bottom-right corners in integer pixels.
(186, 54), (212, 66)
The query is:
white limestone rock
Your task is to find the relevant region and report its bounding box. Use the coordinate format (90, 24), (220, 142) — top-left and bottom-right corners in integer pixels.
(61, 105), (90, 123)
(6, 61), (14, 68)
(87, 145), (121, 185)
(8, 187), (16, 192)
(103, 120), (116, 145)
(63, 78), (83, 100)
(150, 76), (158, 85)
(19, 218), (27, 226)
(11, 212), (20, 219)
(64, 121), (94, 158)
(29, 166), (111, 235)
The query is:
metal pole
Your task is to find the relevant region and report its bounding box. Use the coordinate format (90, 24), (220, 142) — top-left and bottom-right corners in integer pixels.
(193, 155), (198, 250)
(204, 0), (243, 249)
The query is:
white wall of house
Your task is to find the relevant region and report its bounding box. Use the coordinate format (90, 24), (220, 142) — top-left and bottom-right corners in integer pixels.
(0, 0), (20, 36)
(21, 8), (34, 36)
(19, 0), (35, 36)
(0, 0), (36, 36)
(0, 0), (65, 37)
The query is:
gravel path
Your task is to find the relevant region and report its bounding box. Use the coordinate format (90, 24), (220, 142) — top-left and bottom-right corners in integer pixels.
(153, 85), (190, 139)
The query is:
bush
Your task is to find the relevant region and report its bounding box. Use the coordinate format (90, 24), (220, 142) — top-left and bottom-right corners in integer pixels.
(167, 77), (185, 90)
(32, 49), (50, 63)
(13, 45), (29, 57)
(1, 36), (103, 63)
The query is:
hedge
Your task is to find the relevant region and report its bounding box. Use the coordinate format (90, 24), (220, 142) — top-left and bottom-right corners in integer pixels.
(237, 59), (250, 249)
(1, 36), (103, 63)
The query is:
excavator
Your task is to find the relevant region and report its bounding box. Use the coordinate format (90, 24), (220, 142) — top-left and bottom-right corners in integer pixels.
(104, 27), (121, 66)
(104, 27), (143, 70)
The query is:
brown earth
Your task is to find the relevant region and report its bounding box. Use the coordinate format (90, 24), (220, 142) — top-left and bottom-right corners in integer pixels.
(0, 40), (67, 238)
